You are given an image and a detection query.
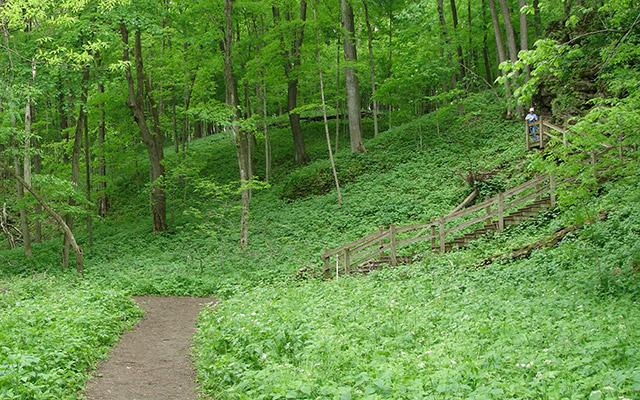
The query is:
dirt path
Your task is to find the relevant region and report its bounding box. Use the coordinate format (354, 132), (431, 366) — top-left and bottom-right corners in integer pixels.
(84, 296), (216, 400)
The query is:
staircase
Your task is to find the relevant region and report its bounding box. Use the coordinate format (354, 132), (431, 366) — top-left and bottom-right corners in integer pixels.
(438, 195), (552, 252)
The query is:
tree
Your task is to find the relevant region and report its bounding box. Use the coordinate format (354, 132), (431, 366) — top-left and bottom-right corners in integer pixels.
(221, 0), (251, 248)
(362, 0), (379, 137)
(341, 0), (366, 153)
(119, 23), (168, 232)
(273, 0), (310, 164)
(498, 0), (524, 115)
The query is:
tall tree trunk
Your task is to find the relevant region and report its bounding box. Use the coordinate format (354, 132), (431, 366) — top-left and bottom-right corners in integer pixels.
(498, 0), (524, 115)
(223, 0), (251, 248)
(335, 36), (341, 154)
(20, 62), (36, 258)
(120, 25), (167, 232)
(0, 159), (83, 277)
(482, 0), (494, 84)
(82, 68), (92, 247)
(519, 0), (531, 83)
(388, 0), (393, 130)
(32, 123), (42, 243)
(341, 0), (366, 153)
(450, 0), (466, 81)
(437, 0), (457, 89)
(97, 76), (108, 218)
(273, 2), (310, 164)
(311, 0), (342, 205)
(488, 0), (514, 113)
(363, 1), (379, 137)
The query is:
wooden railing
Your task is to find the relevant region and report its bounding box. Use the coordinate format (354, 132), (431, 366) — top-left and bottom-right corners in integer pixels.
(526, 118), (568, 151)
(321, 174), (556, 277)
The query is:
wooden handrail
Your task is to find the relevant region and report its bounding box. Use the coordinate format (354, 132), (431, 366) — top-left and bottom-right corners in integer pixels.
(321, 173), (558, 275)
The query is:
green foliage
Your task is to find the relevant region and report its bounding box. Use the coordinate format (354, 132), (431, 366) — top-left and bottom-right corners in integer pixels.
(0, 275), (142, 400)
(194, 178), (640, 400)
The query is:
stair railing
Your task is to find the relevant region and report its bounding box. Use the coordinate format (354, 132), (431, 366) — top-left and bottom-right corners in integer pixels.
(321, 174), (556, 278)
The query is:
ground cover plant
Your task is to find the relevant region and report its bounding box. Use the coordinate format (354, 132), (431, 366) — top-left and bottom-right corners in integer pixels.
(194, 177), (640, 400)
(0, 276), (142, 400)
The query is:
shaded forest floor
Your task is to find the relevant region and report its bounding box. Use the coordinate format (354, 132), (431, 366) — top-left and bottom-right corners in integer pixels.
(84, 296), (216, 400)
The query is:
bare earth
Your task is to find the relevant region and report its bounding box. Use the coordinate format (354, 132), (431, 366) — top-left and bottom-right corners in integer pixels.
(84, 296), (217, 400)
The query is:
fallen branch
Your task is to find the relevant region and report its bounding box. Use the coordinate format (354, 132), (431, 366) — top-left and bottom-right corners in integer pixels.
(467, 211), (609, 268)
(449, 188), (478, 216)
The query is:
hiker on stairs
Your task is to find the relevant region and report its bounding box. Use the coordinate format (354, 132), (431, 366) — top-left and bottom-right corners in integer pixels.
(526, 107), (539, 142)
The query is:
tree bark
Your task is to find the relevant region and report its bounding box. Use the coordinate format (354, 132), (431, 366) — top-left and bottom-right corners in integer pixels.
(450, 0), (466, 81)
(97, 73), (109, 218)
(363, 1), (379, 137)
(498, 0), (524, 115)
(311, 0), (342, 205)
(223, 0), (251, 248)
(20, 61), (36, 258)
(437, 0), (456, 89)
(482, 0), (494, 84)
(341, 0), (366, 153)
(488, 0), (513, 111)
(519, 0), (531, 83)
(0, 159), (84, 277)
(82, 67), (92, 247)
(273, 2), (310, 164)
(120, 24), (167, 232)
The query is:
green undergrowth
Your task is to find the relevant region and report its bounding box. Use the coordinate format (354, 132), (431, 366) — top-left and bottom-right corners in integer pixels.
(194, 176), (640, 400)
(0, 275), (142, 400)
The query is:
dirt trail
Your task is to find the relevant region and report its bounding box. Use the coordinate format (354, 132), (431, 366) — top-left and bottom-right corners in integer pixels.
(84, 296), (216, 400)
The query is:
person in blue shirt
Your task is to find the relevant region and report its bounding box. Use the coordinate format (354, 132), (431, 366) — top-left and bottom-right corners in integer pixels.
(525, 107), (539, 141)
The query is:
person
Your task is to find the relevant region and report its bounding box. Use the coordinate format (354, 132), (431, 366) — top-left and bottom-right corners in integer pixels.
(525, 107), (539, 141)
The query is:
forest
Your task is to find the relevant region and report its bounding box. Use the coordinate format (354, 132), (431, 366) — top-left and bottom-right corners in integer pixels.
(1, 0), (640, 399)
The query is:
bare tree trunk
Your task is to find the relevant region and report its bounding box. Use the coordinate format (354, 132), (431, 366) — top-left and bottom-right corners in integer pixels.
(498, 0), (524, 115)
(82, 68), (92, 247)
(519, 0), (531, 83)
(341, 0), (366, 153)
(223, 0), (251, 248)
(482, 0), (494, 84)
(335, 36), (341, 154)
(120, 25), (167, 232)
(437, 0), (457, 89)
(450, 0), (466, 81)
(0, 159), (84, 277)
(488, 0), (514, 113)
(311, 0), (342, 205)
(20, 61), (36, 258)
(273, 2), (310, 164)
(97, 75), (108, 218)
(363, 1), (379, 137)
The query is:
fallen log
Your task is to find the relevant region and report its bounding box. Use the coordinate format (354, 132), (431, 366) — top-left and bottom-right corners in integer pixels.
(467, 211), (609, 268)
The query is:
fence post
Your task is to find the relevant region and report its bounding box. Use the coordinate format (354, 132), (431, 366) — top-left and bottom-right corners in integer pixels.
(549, 175), (556, 208)
(389, 224), (398, 266)
(563, 129), (568, 150)
(378, 226), (385, 258)
(498, 193), (505, 232)
(439, 214), (446, 253)
(344, 248), (351, 274)
(430, 217), (436, 249)
(525, 121), (530, 151)
(540, 122), (545, 149)
(323, 248), (330, 279)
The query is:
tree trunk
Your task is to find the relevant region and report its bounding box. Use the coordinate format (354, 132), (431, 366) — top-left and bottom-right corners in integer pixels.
(450, 0), (466, 81)
(487, 0), (514, 111)
(341, 0), (366, 153)
(20, 62), (36, 258)
(519, 0), (531, 83)
(311, 0), (342, 205)
(498, 0), (524, 115)
(82, 68), (92, 247)
(223, 0), (251, 248)
(335, 36), (341, 154)
(363, 1), (379, 137)
(120, 24), (167, 232)
(97, 76), (109, 218)
(0, 159), (84, 277)
(482, 0), (494, 84)
(437, 0), (456, 89)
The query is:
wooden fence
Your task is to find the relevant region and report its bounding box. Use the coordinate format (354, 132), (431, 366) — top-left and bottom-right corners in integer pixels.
(526, 118), (568, 151)
(321, 174), (556, 277)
